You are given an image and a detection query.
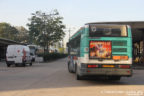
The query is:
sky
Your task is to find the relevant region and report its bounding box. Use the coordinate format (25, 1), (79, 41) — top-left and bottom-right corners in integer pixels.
(0, 0), (144, 44)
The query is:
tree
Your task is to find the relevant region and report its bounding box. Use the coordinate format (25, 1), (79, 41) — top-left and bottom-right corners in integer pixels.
(0, 22), (18, 40)
(27, 10), (65, 52)
(15, 26), (29, 43)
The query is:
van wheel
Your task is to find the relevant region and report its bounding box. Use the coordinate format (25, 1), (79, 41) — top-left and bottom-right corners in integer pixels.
(15, 64), (18, 67)
(22, 63), (26, 67)
(29, 62), (32, 66)
(7, 64), (11, 67)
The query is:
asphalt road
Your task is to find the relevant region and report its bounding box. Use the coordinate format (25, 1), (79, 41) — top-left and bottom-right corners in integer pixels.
(0, 58), (144, 96)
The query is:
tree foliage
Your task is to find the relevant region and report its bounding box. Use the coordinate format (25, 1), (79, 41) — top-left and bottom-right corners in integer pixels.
(0, 22), (18, 40)
(15, 26), (29, 43)
(27, 10), (65, 52)
(0, 22), (29, 43)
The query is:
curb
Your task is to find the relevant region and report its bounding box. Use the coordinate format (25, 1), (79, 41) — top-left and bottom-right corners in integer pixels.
(132, 67), (144, 70)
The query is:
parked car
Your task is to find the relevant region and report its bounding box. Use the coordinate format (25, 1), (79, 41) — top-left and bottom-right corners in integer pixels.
(6, 45), (32, 67)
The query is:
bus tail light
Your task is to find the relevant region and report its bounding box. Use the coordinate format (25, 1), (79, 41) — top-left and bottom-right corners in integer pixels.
(120, 56), (128, 60)
(68, 56), (70, 59)
(113, 56), (128, 60)
(113, 56), (120, 60)
(73, 56), (78, 60)
(88, 64), (98, 68)
(119, 65), (130, 69)
(102, 65), (115, 68)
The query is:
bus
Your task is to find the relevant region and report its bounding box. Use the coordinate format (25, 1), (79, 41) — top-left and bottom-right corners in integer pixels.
(67, 23), (132, 80)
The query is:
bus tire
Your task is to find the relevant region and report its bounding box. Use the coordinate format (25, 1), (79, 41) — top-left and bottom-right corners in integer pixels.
(76, 65), (83, 80)
(68, 62), (73, 73)
(108, 76), (121, 80)
(76, 74), (83, 80)
(73, 63), (76, 73)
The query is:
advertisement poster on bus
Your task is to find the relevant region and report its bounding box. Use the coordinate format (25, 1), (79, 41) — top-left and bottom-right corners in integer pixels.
(89, 41), (112, 59)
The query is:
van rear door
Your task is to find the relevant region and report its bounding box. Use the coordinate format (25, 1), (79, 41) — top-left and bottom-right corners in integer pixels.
(7, 45), (15, 61)
(14, 46), (23, 63)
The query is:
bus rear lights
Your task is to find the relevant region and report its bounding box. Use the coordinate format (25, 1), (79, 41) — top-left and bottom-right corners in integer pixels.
(113, 56), (128, 60)
(113, 56), (120, 60)
(102, 65), (115, 68)
(127, 70), (131, 73)
(68, 56), (70, 59)
(88, 65), (98, 68)
(87, 70), (91, 72)
(122, 56), (128, 60)
(73, 56), (78, 60)
(120, 56), (128, 60)
(119, 65), (130, 69)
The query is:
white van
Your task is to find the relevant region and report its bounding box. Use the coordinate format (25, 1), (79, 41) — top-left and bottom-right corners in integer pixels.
(6, 45), (32, 67)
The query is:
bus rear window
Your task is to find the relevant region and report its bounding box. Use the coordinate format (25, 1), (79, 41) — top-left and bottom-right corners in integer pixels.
(89, 25), (127, 37)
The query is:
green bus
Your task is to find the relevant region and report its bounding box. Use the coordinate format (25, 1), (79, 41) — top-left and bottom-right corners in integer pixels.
(67, 23), (132, 80)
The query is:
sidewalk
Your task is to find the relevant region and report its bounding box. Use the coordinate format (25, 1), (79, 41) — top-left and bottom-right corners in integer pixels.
(132, 63), (144, 70)
(0, 61), (6, 67)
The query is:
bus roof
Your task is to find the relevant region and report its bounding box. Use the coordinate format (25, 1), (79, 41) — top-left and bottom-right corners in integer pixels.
(86, 23), (128, 26)
(69, 23), (128, 42)
(69, 27), (84, 41)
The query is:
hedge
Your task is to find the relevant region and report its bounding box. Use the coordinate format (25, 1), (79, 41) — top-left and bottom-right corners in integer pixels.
(37, 52), (68, 61)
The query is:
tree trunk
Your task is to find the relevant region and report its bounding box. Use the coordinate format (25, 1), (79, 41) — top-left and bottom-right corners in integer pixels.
(44, 46), (46, 54)
(44, 42), (49, 53)
(46, 42), (49, 53)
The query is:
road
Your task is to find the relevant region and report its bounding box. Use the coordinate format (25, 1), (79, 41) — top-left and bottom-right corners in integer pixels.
(0, 58), (144, 96)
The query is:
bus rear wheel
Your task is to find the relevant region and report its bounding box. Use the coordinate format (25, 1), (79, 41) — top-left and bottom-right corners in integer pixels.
(76, 74), (83, 80)
(76, 65), (83, 80)
(68, 62), (73, 73)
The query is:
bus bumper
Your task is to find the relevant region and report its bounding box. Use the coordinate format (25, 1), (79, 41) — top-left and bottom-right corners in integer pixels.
(79, 68), (132, 77)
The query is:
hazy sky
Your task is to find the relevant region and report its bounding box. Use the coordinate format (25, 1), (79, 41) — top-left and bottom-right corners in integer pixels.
(0, 0), (144, 43)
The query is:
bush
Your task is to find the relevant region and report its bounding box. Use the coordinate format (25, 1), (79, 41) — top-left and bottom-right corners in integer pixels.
(37, 52), (68, 62)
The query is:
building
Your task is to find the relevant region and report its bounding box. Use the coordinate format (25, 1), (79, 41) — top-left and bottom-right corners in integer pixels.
(0, 38), (26, 60)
